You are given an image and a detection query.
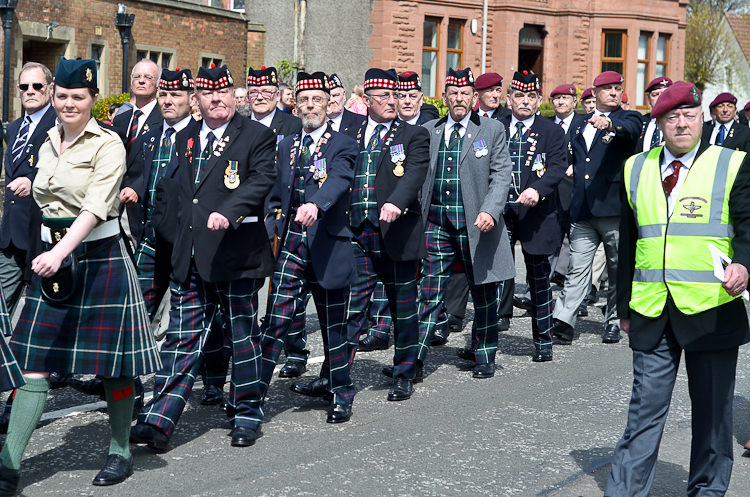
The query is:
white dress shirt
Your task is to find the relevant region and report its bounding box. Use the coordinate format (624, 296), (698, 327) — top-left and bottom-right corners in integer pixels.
(327, 112), (343, 132)
(662, 143), (699, 216)
(583, 110), (611, 151)
(199, 120), (230, 151)
(364, 116), (392, 145)
(24, 103), (51, 140)
(710, 120), (733, 145)
(445, 113), (471, 147)
(554, 113), (574, 134)
(252, 108), (277, 128)
(404, 113), (420, 125)
(509, 115), (536, 138)
(299, 123), (327, 159)
(128, 99), (158, 137)
(160, 115), (192, 146)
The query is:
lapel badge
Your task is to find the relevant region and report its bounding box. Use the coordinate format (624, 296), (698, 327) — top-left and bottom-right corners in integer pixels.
(224, 160), (240, 189)
(143, 124), (150, 134)
(473, 140), (488, 158)
(602, 132), (615, 144)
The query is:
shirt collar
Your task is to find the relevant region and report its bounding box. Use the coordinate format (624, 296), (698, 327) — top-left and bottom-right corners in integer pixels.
(200, 119), (230, 144)
(163, 115), (192, 136)
(134, 99), (158, 119)
(404, 113), (420, 125)
(446, 112), (471, 130)
(714, 120), (733, 132)
(26, 103), (51, 125)
(327, 112), (343, 125)
(368, 116), (393, 131)
(301, 123), (327, 147)
(252, 107), (276, 127)
(509, 114), (535, 132)
(662, 142), (700, 173)
(477, 105), (495, 116)
(556, 113), (574, 127)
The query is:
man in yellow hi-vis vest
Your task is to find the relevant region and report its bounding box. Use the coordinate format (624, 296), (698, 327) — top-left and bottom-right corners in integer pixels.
(606, 81), (750, 496)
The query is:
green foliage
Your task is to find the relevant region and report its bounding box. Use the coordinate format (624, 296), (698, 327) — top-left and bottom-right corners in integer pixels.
(275, 58), (298, 85)
(539, 102), (556, 118)
(93, 93), (130, 121)
(424, 96), (448, 117)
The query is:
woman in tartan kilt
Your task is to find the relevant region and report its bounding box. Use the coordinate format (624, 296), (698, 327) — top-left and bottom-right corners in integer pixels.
(0, 58), (161, 495)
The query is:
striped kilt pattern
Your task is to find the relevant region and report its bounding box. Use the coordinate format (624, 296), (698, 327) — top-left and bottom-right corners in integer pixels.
(135, 239), (169, 319)
(367, 281), (393, 341)
(11, 238), (161, 377)
(254, 222), (350, 412)
(200, 312), (230, 387)
(0, 287), (23, 391)
(348, 222), (419, 380)
(283, 291), (313, 364)
(139, 266), (264, 436)
(417, 221), (500, 364)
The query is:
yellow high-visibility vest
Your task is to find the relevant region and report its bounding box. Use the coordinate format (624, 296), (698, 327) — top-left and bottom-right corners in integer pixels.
(623, 145), (745, 317)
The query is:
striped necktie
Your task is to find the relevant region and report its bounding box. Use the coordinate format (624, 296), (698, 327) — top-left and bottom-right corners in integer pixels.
(126, 109), (144, 150)
(12, 115), (31, 164)
(367, 124), (385, 151)
(649, 125), (661, 149)
(449, 122), (462, 148)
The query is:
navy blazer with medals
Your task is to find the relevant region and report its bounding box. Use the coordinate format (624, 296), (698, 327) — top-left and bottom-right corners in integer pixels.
(1, 105), (57, 252)
(266, 127), (358, 289)
(339, 108), (364, 135)
(343, 117), (430, 262)
(170, 114), (277, 283)
(268, 109), (302, 142)
(501, 114), (567, 255)
(699, 120), (750, 153)
(635, 112), (653, 153)
(568, 107), (643, 222)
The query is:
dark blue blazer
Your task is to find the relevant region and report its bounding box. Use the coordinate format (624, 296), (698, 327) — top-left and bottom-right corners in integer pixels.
(0, 105), (57, 251)
(568, 107), (642, 222)
(339, 108), (363, 135)
(269, 109), (302, 141)
(501, 114), (567, 255)
(129, 122), (166, 246)
(266, 126), (357, 290)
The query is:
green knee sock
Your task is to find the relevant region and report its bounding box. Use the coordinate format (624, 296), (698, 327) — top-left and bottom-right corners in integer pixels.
(102, 378), (135, 459)
(0, 376), (50, 470)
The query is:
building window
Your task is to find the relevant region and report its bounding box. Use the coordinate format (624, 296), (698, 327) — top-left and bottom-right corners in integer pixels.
(91, 43), (104, 72)
(88, 42), (107, 95)
(446, 19), (464, 74)
(422, 17), (440, 97)
(601, 30), (626, 76)
(656, 34), (669, 78)
(201, 56), (225, 69)
(636, 33), (650, 107)
(135, 48), (174, 69)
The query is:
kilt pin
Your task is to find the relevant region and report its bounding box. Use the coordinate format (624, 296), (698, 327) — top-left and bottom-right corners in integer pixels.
(247, 125), (357, 422)
(417, 113), (515, 365)
(136, 113), (277, 437)
(342, 118), (429, 381)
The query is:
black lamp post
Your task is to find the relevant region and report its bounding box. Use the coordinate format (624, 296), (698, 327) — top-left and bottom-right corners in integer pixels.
(115, 3), (135, 94)
(0, 0), (18, 124)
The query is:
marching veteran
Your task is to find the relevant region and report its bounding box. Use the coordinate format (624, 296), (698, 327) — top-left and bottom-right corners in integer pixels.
(606, 82), (750, 497)
(0, 57), (161, 493)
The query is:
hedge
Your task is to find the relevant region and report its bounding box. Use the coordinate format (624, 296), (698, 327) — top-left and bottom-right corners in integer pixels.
(93, 93), (130, 121)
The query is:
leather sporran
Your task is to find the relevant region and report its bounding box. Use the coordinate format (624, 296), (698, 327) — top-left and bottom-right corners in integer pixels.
(41, 253), (79, 303)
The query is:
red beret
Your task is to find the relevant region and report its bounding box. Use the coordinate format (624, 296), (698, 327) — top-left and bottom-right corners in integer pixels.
(550, 84), (576, 98)
(651, 81), (702, 119)
(744, 101), (750, 112)
(580, 87), (594, 100)
(593, 71), (624, 87)
(645, 76), (672, 93)
(710, 92), (737, 108)
(475, 72), (503, 90)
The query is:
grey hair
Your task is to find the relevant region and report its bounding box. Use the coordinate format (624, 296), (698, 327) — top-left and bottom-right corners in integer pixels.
(131, 59), (162, 81)
(20, 62), (53, 84)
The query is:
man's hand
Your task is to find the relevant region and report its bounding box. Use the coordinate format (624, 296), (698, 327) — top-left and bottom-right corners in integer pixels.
(207, 212), (230, 230)
(119, 187), (139, 206)
(474, 212), (495, 233)
(31, 251), (63, 278)
(723, 262), (749, 297)
(7, 177), (32, 198)
(588, 114), (612, 132)
(565, 165), (573, 178)
(517, 188), (540, 207)
(295, 202), (319, 227)
(379, 202), (402, 223)
(620, 318), (630, 335)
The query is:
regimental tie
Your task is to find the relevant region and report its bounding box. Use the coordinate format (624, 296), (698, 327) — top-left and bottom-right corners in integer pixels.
(294, 135), (315, 206)
(663, 160), (683, 196)
(509, 122), (526, 201)
(126, 109), (144, 150)
(367, 124), (386, 151)
(449, 122), (462, 149)
(649, 125), (661, 149)
(194, 132), (215, 186)
(716, 124), (727, 146)
(11, 115), (30, 164)
(161, 127), (176, 153)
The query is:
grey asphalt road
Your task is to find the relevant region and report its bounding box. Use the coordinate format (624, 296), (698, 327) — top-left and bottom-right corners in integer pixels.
(7, 259), (750, 497)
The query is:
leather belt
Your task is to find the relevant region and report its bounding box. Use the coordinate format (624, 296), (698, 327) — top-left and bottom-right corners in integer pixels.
(41, 219), (120, 244)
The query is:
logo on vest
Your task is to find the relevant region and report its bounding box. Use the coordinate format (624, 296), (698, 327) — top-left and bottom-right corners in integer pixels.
(679, 196), (706, 218)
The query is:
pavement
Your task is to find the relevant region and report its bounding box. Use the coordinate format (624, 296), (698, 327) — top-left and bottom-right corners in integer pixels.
(6, 260), (750, 496)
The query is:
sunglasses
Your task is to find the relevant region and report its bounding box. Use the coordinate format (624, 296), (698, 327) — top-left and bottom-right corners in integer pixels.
(19, 83), (46, 92)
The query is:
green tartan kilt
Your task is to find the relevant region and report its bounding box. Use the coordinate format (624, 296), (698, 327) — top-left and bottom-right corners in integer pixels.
(0, 287), (24, 391)
(11, 237), (162, 377)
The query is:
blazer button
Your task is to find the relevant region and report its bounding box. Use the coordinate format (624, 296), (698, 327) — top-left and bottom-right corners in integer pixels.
(584, 174), (590, 180)
(141, 221), (145, 225)
(10, 200), (14, 205)
(193, 198), (198, 204)
(189, 225), (193, 230)
(585, 158), (590, 162)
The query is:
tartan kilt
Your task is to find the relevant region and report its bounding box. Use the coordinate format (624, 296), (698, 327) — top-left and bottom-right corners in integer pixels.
(11, 238), (162, 377)
(0, 289), (24, 391)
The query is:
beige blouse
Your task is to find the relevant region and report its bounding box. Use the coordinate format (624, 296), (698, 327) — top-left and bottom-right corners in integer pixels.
(33, 117), (126, 221)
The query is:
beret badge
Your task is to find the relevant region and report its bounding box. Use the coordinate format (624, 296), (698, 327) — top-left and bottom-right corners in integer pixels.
(691, 86), (700, 104)
(84, 68), (93, 83)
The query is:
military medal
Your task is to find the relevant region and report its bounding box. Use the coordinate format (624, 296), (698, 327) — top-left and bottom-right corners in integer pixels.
(277, 134), (285, 145)
(602, 131), (615, 144)
(224, 160), (240, 189)
(313, 158), (327, 185)
(473, 140), (488, 158)
(393, 164), (404, 177)
(532, 153), (547, 178)
(186, 137), (194, 163)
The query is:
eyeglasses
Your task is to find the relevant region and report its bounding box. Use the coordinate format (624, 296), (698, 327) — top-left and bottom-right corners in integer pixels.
(19, 83), (46, 92)
(297, 95), (326, 106)
(369, 93), (397, 103)
(132, 74), (156, 81)
(247, 89), (277, 100)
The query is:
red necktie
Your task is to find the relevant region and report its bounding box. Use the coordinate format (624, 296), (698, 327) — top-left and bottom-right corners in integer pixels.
(663, 160), (683, 196)
(126, 109), (144, 150)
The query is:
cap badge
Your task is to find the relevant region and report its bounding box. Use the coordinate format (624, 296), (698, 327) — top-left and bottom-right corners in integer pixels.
(84, 68), (93, 83)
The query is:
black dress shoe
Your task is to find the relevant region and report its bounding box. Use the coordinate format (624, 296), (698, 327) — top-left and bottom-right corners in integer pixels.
(456, 347), (475, 362)
(289, 377), (332, 401)
(381, 363), (423, 383)
(550, 271), (565, 287)
(230, 426), (259, 447)
(577, 303), (589, 317)
(472, 363), (496, 378)
(0, 462), (19, 496)
(278, 362), (307, 378)
(584, 284), (599, 305)
(447, 315), (463, 333)
(129, 423), (169, 452)
(532, 348), (553, 362)
(92, 454), (133, 486)
(513, 295), (533, 312)
(602, 323), (622, 344)
(357, 335), (389, 352)
(201, 385), (224, 406)
(387, 378), (413, 401)
(48, 372), (71, 389)
(431, 327), (449, 346)
(498, 317), (510, 331)
(326, 403), (352, 423)
(67, 376), (105, 399)
(552, 319), (575, 343)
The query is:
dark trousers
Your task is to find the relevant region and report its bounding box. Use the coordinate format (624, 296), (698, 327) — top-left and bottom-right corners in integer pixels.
(348, 221), (419, 380)
(283, 291), (313, 364)
(605, 328), (738, 497)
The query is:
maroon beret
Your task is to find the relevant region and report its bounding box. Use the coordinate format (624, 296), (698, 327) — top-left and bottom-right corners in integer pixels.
(580, 87), (594, 100)
(475, 72), (503, 90)
(593, 71), (624, 87)
(645, 76), (672, 93)
(709, 92), (737, 108)
(651, 81), (702, 119)
(550, 84), (576, 98)
(744, 101), (750, 113)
